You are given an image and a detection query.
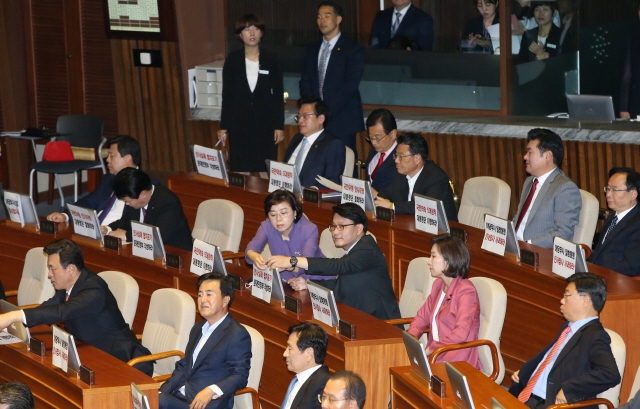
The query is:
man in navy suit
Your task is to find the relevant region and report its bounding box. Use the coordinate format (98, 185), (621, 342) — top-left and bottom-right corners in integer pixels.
(283, 98), (346, 189)
(160, 272), (251, 409)
(364, 109), (399, 192)
(588, 167), (640, 277)
(369, 0), (434, 51)
(299, 1), (365, 157)
(47, 135), (141, 226)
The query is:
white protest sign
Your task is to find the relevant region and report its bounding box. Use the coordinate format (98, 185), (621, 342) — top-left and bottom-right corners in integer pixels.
(251, 265), (273, 303)
(307, 283), (334, 327)
(191, 239), (217, 276)
(268, 162), (295, 192)
(3, 191), (23, 226)
(415, 195), (438, 234)
(131, 383), (150, 409)
(132, 222), (154, 261)
(193, 145), (225, 179)
(552, 237), (584, 278)
(52, 325), (70, 373)
(67, 204), (100, 240)
(481, 215), (508, 256)
(341, 176), (366, 210)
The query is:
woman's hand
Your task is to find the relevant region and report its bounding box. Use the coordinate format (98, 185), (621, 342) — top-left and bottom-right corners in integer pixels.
(247, 250), (268, 270)
(274, 130), (285, 145)
(529, 41), (548, 59)
(217, 129), (228, 146)
(467, 33), (480, 48)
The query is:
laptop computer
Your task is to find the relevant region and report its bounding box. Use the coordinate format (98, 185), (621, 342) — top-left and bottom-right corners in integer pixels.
(0, 300), (31, 343)
(566, 94), (616, 121)
(445, 362), (476, 409)
(402, 331), (433, 383)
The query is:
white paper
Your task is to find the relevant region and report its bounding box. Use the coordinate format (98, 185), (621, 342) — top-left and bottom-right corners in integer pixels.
(415, 195), (438, 234)
(132, 222), (154, 261)
(52, 325), (69, 373)
(0, 330), (23, 345)
(193, 145), (224, 179)
(251, 265), (273, 303)
(481, 215), (508, 256)
(268, 162), (295, 192)
(552, 237), (579, 278)
(341, 177), (366, 210)
(68, 204), (99, 240)
(4, 191), (23, 226)
(486, 23), (521, 55)
(315, 175), (342, 191)
(307, 284), (333, 327)
(191, 239), (217, 276)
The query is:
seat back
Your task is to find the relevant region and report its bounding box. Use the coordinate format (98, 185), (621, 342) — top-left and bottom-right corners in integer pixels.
(573, 189), (599, 249)
(319, 228), (376, 259)
(598, 329), (626, 408)
(56, 114), (104, 149)
(97, 271), (139, 329)
(458, 177), (511, 229)
(344, 146), (355, 178)
(233, 325), (265, 409)
(628, 365), (640, 404)
(192, 199), (244, 252)
(399, 257), (435, 321)
(17, 247), (54, 306)
(142, 289), (196, 376)
(468, 277), (507, 384)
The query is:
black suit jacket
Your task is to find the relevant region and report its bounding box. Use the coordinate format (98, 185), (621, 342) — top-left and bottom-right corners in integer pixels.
(283, 131), (346, 188)
(588, 205), (640, 277)
(519, 24), (571, 62)
(299, 34), (365, 137)
(462, 14), (499, 52)
(109, 182), (193, 251)
(508, 319), (620, 408)
(370, 4), (434, 51)
(288, 366), (330, 409)
(365, 145), (398, 192)
(378, 160), (458, 221)
(75, 173), (115, 213)
(160, 315), (251, 409)
(620, 30), (640, 117)
(307, 235), (400, 320)
(23, 268), (152, 375)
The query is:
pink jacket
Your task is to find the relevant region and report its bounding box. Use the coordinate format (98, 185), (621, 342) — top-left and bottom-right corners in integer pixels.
(407, 276), (482, 370)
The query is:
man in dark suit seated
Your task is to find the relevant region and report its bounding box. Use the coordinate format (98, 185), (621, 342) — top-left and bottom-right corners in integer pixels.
(320, 370), (366, 409)
(283, 98), (346, 188)
(508, 272), (620, 409)
(47, 135), (141, 226)
(159, 272), (252, 409)
(374, 133), (457, 221)
(103, 168), (193, 251)
(281, 323), (330, 409)
(266, 203), (401, 321)
(364, 109), (399, 192)
(588, 167), (640, 277)
(370, 0), (434, 51)
(0, 239), (153, 376)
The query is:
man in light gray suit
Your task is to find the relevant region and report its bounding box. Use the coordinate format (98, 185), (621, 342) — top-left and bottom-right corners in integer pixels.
(513, 128), (582, 249)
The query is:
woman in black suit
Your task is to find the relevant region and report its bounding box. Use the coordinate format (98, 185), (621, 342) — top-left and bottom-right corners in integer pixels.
(217, 14), (284, 173)
(463, 0), (499, 53)
(518, 1), (570, 62)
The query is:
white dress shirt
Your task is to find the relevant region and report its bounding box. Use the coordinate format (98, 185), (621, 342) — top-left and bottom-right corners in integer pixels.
(287, 130), (323, 168)
(516, 167), (555, 241)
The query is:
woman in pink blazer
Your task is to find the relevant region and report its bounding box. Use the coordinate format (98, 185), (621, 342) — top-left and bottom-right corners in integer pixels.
(407, 234), (482, 370)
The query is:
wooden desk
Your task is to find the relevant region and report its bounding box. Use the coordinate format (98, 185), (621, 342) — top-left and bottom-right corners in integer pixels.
(166, 172), (640, 402)
(0, 221), (408, 409)
(390, 362), (526, 409)
(0, 327), (159, 409)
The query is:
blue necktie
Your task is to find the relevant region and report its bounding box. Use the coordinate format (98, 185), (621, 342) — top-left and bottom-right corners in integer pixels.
(391, 12), (402, 37)
(318, 42), (331, 99)
(280, 376), (298, 409)
(602, 215), (618, 244)
(294, 138), (309, 177)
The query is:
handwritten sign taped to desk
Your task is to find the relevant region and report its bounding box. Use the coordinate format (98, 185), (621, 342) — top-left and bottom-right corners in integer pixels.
(251, 265), (273, 303)
(67, 204), (99, 240)
(191, 239), (217, 276)
(132, 222), (154, 261)
(415, 195), (438, 234)
(482, 215), (508, 256)
(193, 145), (225, 180)
(3, 191), (23, 226)
(341, 177), (366, 210)
(52, 325), (69, 373)
(268, 162), (295, 193)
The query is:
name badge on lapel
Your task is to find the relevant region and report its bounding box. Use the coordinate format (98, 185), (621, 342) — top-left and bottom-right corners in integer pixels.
(259, 69), (269, 74)
(547, 43), (557, 49)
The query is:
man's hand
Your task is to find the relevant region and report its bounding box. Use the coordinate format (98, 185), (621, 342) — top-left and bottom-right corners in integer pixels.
(189, 387), (215, 409)
(0, 310), (24, 331)
(374, 197), (393, 209)
(555, 389), (567, 405)
(47, 212), (67, 223)
(287, 276), (307, 291)
(266, 255), (293, 269)
(108, 229), (127, 241)
(621, 111), (631, 119)
(511, 370), (520, 383)
(274, 130), (285, 145)
(217, 130), (228, 147)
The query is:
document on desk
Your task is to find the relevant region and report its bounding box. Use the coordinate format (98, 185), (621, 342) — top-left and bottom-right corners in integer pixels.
(0, 330), (24, 345)
(0, 132), (22, 137)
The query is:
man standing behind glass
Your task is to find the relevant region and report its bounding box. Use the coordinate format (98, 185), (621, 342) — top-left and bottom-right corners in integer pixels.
(299, 1), (365, 158)
(370, 0), (434, 51)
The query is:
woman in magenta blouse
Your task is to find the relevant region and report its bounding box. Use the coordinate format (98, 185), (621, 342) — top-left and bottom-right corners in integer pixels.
(407, 234), (482, 370)
(245, 189), (325, 282)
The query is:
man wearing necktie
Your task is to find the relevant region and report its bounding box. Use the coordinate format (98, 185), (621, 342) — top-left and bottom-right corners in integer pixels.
(299, 1), (365, 158)
(513, 128), (581, 249)
(364, 109), (399, 192)
(281, 323), (330, 409)
(160, 272), (251, 409)
(588, 167), (640, 276)
(508, 273), (620, 408)
(369, 0), (434, 51)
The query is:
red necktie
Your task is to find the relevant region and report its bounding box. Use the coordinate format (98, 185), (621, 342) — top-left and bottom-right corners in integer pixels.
(515, 178), (539, 231)
(518, 326), (571, 402)
(371, 153), (385, 180)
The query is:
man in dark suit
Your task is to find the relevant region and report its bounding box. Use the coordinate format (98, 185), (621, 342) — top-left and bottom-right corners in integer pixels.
(284, 98), (346, 188)
(588, 167), (640, 277)
(281, 323), (330, 409)
(364, 109), (398, 192)
(267, 203), (400, 321)
(299, 1), (365, 156)
(0, 239), (153, 376)
(369, 0), (434, 51)
(374, 133), (457, 221)
(47, 135), (141, 226)
(105, 168), (193, 251)
(508, 273), (620, 409)
(160, 272), (251, 409)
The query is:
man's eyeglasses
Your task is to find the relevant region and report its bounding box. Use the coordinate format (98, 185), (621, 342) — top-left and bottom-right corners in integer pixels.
(563, 293), (587, 299)
(392, 153), (416, 160)
(604, 186), (630, 193)
(328, 223), (355, 232)
(318, 394), (349, 405)
(268, 210), (291, 219)
(365, 132), (390, 143)
(294, 113), (317, 123)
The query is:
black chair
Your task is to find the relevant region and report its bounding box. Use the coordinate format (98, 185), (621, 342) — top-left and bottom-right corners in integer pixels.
(29, 114), (106, 208)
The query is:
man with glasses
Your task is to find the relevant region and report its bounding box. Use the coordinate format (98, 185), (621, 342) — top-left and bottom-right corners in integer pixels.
(266, 203), (400, 320)
(373, 133), (457, 221)
(283, 97), (346, 188)
(509, 272), (619, 409)
(587, 167), (640, 276)
(364, 109), (398, 191)
(318, 370), (366, 409)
